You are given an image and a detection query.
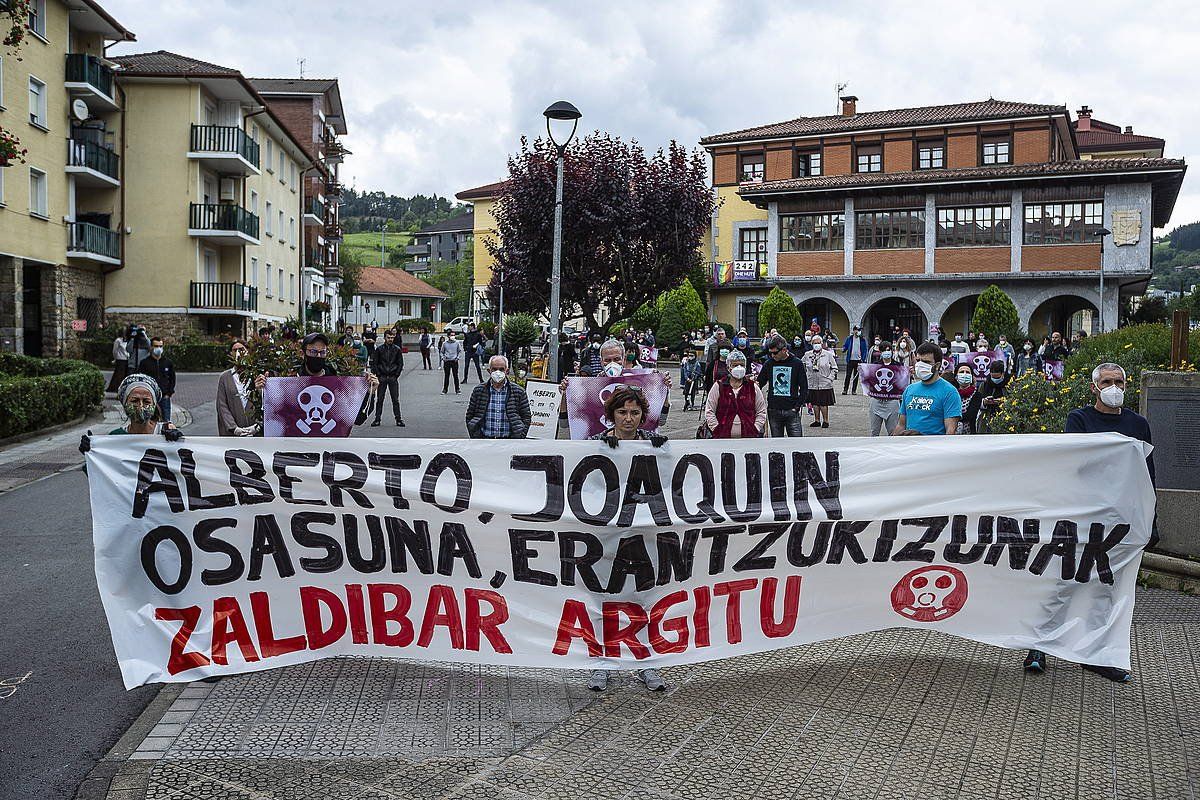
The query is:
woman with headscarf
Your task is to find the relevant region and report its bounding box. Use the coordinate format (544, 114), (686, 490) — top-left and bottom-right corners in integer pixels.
(704, 350), (766, 438)
(110, 374), (180, 437)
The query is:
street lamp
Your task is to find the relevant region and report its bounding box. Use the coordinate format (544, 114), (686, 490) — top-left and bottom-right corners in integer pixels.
(543, 100), (581, 381)
(1093, 227), (1111, 333)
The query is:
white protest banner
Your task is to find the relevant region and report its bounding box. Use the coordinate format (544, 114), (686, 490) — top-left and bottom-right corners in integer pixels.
(86, 433), (1154, 689)
(523, 379), (560, 440)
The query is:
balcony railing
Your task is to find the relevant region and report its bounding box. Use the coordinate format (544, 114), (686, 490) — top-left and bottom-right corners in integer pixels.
(325, 181), (343, 196)
(189, 203), (260, 239)
(405, 244), (430, 255)
(307, 197), (324, 217)
(326, 225), (343, 241)
(189, 125), (260, 169)
(190, 281), (258, 312)
(68, 139), (119, 180)
(65, 54), (114, 98)
(68, 222), (120, 260)
(304, 251), (325, 270)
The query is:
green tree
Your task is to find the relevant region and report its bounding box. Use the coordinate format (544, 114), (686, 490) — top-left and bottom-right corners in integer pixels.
(970, 284), (1020, 342)
(337, 249), (367, 308)
(757, 286), (803, 340)
(629, 302), (660, 332)
(1130, 296), (1169, 324)
(656, 299), (688, 352)
(426, 260), (474, 320)
(670, 278), (708, 330)
(503, 312), (538, 348)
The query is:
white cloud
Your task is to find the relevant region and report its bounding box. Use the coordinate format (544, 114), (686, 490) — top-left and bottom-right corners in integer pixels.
(104, 0), (1197, 227)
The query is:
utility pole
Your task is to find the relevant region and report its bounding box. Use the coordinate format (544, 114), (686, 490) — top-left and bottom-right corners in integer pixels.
(380, 221), (386, 267)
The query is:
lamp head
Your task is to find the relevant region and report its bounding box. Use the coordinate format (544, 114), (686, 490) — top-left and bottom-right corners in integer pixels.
(1094, 227), (1112, 237)
(543, 100), (581, 150)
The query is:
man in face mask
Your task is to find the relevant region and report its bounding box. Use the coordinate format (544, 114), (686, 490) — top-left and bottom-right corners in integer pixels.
(949, 332), (969, 356)
(995, 334), (1016, 371)
(1023, 361), (1153, 683)
(369, 329), (406, 427)
(895, 342), (961, 436)
(465, 355), (530, 439)
(136, 336), (176, 423)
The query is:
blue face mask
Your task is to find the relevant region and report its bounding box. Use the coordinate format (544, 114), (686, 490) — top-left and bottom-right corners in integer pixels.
(990, 375), (1005, 384)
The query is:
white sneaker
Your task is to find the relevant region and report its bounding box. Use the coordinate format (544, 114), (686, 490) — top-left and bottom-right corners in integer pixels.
(639, 669), (667, 691)
(588, 669), (609, 691)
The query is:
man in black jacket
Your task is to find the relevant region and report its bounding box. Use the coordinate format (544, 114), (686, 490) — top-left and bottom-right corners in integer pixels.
(369, 329), (405, 427)
(463, 322), (485, 382)
(757, 334), (808, 437)
(137, 336), (176, 423)
(465, 355), (531, 439)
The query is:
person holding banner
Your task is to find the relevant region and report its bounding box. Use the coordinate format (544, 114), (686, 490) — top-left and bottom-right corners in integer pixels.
(465, 355), (531, 439)
(963, 360), (1009, 434)
(216, 340), (257, 436)
(704, 350), (766, 438)
(108, 373), (181, 439)
(895, 342), (962, 436)
(253, 332), (379, 394)
(863, 347), (904, 436)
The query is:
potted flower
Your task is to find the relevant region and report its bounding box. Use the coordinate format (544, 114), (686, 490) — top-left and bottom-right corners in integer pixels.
(0, 128), (27, 167)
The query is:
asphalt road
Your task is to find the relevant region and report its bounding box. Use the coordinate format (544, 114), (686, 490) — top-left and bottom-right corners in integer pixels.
(0, 468), (159, 800)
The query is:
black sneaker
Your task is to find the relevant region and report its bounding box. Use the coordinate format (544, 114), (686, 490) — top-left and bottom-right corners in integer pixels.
(1083, 664), (1132, 683)
(1024, 649), (1046, 673)
(821, 422), (829, 428)
(397, 419), (406, 427)
(370, 420), (381, 427)
(809, 421), (821, 428)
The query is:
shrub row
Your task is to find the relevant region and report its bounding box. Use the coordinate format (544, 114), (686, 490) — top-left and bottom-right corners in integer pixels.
(0, 353), (104, 439)
(80, 340), (230, 372)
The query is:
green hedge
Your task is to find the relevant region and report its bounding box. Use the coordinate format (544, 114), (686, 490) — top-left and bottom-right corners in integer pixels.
(0, 353), (104, 439)
(80, 339), (230, 372)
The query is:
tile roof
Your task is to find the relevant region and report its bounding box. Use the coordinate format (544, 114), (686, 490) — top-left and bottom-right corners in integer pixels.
(455, 181), (508, 201)
(110, 50), (238, 75)
(356, 267), (447, 299)
(1075, 127), (1165, 151)
(416, 212), (474, 235)
(701, 99), (1067, 145)
(249, 78), (339, 93)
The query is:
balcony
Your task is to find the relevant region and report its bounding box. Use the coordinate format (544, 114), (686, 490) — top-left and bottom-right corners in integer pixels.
(66, 139), (119, 187)
(65, 54), (118, 111)
(303, 197), (324, 227)
(326, 225), (343, 241)
(188, 203), (260, 245)
(66, 221), (120, 265)
(325, 181), (343, 197)
(303, 250), (325, 273)
(190, 281), (258, 313)
(187, 125), (261, 176)
(322, 136), (349, 165)
(405, 243), (431, 256)
(324, 260), (342, 281)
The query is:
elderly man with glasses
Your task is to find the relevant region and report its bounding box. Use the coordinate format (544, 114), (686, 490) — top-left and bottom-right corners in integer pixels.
(465, 355), (531, 439)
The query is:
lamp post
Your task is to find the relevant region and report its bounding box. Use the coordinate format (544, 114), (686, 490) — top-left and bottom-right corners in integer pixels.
(496, 264), (505, 355)
(1093, 227), (1111, 333)
(543, 100), (581, 381)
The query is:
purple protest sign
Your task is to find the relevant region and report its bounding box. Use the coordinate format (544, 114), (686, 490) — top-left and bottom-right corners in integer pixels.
(639, 345), (659, 365)
(859, 363), (910, 400)
(957, 350), (1004, 380)
(1042, 360), (1065, 381)
(564, 372), (668, 440)
(262, 376), (370, 437)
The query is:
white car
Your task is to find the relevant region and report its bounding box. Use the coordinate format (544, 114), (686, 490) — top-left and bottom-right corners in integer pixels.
(444, 316), (476, 334)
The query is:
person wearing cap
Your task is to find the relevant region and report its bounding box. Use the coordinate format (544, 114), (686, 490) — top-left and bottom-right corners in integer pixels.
(841, 325), (868, 395)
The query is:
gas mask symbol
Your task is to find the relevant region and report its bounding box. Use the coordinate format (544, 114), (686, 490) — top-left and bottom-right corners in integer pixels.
(972, 355), (992, 376)
(908, 569), (959, 619)
(296, 386), (336, 434)
(875, 367), (895, 393)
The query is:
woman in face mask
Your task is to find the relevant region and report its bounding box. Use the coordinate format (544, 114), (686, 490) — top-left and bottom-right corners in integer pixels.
(963, 360), (1009, 434)
(110, 373), (178, 436)
(704, 351), (765, 438)
(801, 335), (838, 428)
(954, 364), (978, 404)
(1015, 339), (1042, 378)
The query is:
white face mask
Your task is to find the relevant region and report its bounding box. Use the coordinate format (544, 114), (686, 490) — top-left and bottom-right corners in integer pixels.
(914, 362), (935, 381)
(490, 369), (506, 383)
(1098, 384), (1125, 408)
(604, 362), (623, 378)
(1024, 343), (1033, 351)
(812, 342), (822, 351)
(729, 365), (747, 379)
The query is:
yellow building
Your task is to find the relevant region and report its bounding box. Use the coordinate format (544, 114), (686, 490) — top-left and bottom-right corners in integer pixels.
(0, 0), (134, 356)
(454, 180), (505, 317)
(106, 51), (313, 339)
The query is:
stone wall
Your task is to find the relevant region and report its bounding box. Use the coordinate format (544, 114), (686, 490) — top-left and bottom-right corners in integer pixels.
(50, 263), (104, 358)
(104, 312), (207, 343)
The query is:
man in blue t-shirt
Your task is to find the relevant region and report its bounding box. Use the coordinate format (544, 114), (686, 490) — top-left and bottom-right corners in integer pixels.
(895, 342), (962, 435)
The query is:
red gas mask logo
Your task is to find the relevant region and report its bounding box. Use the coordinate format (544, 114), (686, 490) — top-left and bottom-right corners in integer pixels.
(890, 566), (968, 622)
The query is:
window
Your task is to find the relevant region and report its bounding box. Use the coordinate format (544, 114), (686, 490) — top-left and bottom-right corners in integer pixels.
(1023, 202), (1103, 245)
(290, 164), (297, 191)
(288, 271), (295, 302)
(28, 77), (46, 128)
(779, 213), (845, 251)
(855, 144), (882, 173)
(28, 0), (45, 38)
(249, 190), (258, 216)
(265, 201), (273, 235)
(266, 139), (274, 172)
(278, 150), (285, 180)
(28, 167), (47, 217)
(917, 140), (945, 170)
(936, 206), (1011, 247)
(739, 227), (768, 261)
(982, 136), (1011, 165)
(0, 57), (6, 108)
(289, 217), (295, 247)
(265, 263), (273, 296)
(794, 149), (822, 178)
(278, 210), (285, 240)
(250, 257), (259, 287)
(855, 210), (925, 249)
(0, 168), (5, 205)
(278, 267), (285, 298)
(739, 301), (761, 338)
(739, 152), (764, 182)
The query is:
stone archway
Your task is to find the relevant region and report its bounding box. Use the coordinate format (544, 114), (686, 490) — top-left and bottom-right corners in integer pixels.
(863, 295), (929, 344)
(1026, 291), (1100, 340)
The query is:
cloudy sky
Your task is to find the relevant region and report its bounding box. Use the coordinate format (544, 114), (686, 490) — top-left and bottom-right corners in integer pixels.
(104, 0), (1198, 229)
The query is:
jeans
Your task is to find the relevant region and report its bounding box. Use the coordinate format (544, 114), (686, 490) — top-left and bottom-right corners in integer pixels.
(159, 396), (172, 423)
(683, 379), (700, 408)
(374, 376), (401, 422)
(421, 348), (432, 369)
(843, 360), (861, 393)
(767, 408), (804, 437)
(443, 361), (460, 393)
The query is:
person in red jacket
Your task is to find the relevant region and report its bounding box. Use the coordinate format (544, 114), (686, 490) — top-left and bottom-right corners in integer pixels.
(703, 351), (766, 438)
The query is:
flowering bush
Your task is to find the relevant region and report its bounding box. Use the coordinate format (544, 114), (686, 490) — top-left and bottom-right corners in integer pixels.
(3, 1), (33, 52)
(0, 127), (27, 165)
(995, 324), (1199, 433)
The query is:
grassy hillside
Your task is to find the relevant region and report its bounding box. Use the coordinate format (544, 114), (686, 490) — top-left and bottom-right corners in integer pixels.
(341, 231), (412, 268)
(1152, 221), (1200, 292)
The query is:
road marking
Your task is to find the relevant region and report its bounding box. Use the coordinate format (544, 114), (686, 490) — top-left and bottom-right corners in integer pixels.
(0, 671), (33, 700)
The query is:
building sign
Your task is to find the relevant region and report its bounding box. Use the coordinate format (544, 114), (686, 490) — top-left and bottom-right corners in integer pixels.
(70, 319), (88, 332)
(1111, 209), (1142, 246)
(732, 260), (758, 281)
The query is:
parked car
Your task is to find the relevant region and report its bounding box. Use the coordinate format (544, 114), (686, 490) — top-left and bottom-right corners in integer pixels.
(444, 316), (476, 334)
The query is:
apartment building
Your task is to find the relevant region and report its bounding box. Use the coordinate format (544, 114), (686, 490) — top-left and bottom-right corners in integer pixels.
(0, 0), (134, 356)
(248, 77), (348, 325)
(454, 181), (505, 317)
(102, 51), (312, 339)
(406, 211), (474, 274)
(703, 97), (1186, 340)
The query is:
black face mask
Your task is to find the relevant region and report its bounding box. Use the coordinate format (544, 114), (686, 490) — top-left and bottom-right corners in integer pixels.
(304, 355), (326, 374)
